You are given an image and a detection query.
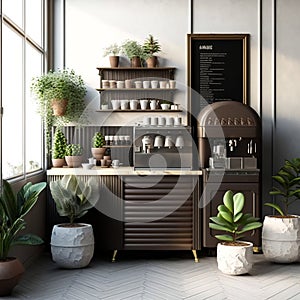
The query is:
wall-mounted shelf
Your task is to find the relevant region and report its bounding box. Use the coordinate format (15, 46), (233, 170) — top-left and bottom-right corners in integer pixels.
(96, 88), (176, 92)
(96, 109), (182, 113)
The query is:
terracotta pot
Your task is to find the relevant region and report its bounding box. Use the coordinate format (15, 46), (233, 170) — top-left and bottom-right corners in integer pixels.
(146, 56), (158, 68)
(91, 147), (106, 160)
(52, 158), (65, 168)
(51, 99), (68, 116)
(65, 155), (82, 168)
(51, 223), (94, 269)
(109, 56), (119, 67)
(130, 56), (142, 67)
(0, 258), (25, 296)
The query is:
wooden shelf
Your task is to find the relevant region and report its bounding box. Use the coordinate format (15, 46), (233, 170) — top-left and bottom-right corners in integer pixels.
(96, 88), (176, 92)
(96, 109), (183, 113)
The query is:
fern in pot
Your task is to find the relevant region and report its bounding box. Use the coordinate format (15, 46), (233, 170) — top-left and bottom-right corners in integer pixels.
(49, 175), (99, 269)
(209, 190), (262, 275)
(143, 34), (161, 67)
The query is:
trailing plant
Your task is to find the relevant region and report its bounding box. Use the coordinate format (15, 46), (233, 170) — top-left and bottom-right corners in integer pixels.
(49, 175), (99, 224)
(92, 132), (106, 148)
(103, 43), (120, 56)
(143, 34), (161, 57)
(0, 180), (47, 260)
(121, 40), (146, 60)
(265, 158), (300, 216)
(65, 144), (83, 156)
(31, 69), (87, 157)
(209, 190), (262, 243)
(52, 128), (67, 159)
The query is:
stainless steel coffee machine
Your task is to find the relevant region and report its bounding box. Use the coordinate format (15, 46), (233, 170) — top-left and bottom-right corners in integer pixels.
(197, 101), (262, 248)
(133, 126), (193, 169)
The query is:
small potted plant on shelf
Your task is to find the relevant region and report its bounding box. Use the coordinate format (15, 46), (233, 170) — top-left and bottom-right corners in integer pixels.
(143, 34), (162, 68)
(0, 180), (46, 296)
(209, 190), (262, 275)
(103, 43), (121, 67)
(121, 40), (146, 67)
(262, 158), (300, 263)
(52, 128), (67, 168)
(49, 175), (99, 269)
(91, 132), (106, 161)
(31, 69), (87, 157)
(65, 144), (83, 168)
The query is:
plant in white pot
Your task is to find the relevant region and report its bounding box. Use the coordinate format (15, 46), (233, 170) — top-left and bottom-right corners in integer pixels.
(0, 180), (46, 296)
(209, 190), (262, 275)
(263, 158), (300, 263)
(49, 175), (99, 269)
(103, 43), (121, 67)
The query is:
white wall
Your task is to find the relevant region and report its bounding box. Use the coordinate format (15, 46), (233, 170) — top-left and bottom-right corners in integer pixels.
(64, 0), (300, 215)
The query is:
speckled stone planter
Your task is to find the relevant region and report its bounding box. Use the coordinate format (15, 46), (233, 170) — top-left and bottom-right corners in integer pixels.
(217, 242), (253, 275)
(51, 223), (94, 269)
(262, 215), (300, 263)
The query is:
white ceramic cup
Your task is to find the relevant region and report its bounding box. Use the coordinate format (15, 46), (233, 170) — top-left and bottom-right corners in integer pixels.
(158, 116), (166, 126)
(135, 81), (142, 88)
(151, 80), (159, 88)
(125, 79), (132, 88)
(174, 116), (182, 126)
(175, 135), (184, 148)
(166, 116), (174, 126)
(150, 100), (157, 110)
(120, 99), (128, 110)
(116, 81), (125, 89)
(169, 80), (176, 89)
(130, 99), (138, 110)
(111, 100), (120, 110)
(143, 81), (150, 88)
(159, 81), (167, 88)
(112, 159), (122, 168)
(140, 99), (148, 110)
(161, 103), (170, 110)
(151, 116), (158, 126)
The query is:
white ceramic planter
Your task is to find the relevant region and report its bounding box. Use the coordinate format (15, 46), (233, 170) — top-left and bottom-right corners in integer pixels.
(217, 242), (253, 275)
(51, 223), (94, 269)
(262, 215), (300, 263)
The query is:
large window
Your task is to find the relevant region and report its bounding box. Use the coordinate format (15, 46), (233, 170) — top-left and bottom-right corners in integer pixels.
(1, 0), (47, 179)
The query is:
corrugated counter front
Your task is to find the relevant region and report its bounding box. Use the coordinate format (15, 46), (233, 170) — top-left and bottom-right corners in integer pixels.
(47, 167), (202, 262)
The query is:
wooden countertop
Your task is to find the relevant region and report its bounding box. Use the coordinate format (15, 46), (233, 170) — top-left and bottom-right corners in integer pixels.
(47, 166), (202, 176)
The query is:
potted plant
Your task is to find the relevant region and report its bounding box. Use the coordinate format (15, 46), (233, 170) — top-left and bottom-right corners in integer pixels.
(31, 69), (87, 157)
(143, 34), (161, 67)
(91, 132), (106, 161)
(0, 180), (46, 296)
(262, 158), (300, 263)
(65, 144), (83, 168)
(209, 190), (262, 275)
(121, 40), (146, 67)
(52, 128), (67, 168)
(49, 175), (99, 269)
(103, 43), (121, 67)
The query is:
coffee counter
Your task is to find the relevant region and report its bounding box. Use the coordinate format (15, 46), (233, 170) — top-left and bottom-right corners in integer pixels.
(46, 166), (202, 176)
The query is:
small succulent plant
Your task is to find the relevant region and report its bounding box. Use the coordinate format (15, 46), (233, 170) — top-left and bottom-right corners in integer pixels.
(92, 132), (106, 148)
(65, 144), (83, 156)
(52, 128), (67, 159)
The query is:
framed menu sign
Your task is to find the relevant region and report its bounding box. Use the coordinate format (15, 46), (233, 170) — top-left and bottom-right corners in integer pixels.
(188, 34), (249, 114)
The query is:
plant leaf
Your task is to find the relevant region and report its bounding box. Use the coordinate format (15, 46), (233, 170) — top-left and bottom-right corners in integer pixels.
(219, 211), (232, 223)
(12, 234), (44, 246)
(237, 221), (262, 234)
(209, 223), (233, 233)
(223, 190), (234, 213)
(233, 192), (244, 215)
(264, 203), (284, 216)
(215, 235), (233, 242)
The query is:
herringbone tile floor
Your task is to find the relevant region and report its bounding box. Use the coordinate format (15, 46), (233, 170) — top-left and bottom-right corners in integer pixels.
(5, 252), (300, 300)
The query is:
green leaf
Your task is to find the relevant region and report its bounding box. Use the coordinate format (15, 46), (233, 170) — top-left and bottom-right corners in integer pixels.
(272, 175), (287, 186)
(223, 190), (234, 213)
(12, 234), (44, 246)
(219, 211), (232, 223)
(237, 221), (262, 234)
(215, 235), (234, 242)
(234, 212), (243, 222)
(264, 203), (284, 216)
(233, 192), (244, 215)
(209, 223), (233, 233)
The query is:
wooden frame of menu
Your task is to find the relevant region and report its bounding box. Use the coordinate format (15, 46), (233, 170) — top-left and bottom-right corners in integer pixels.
(187, 33), (249, 124)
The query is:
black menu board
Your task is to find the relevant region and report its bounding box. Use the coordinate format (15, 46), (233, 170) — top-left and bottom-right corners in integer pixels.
(188, 34), (249, 111)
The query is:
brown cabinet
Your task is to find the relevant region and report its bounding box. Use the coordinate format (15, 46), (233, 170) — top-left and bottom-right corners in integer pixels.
(202, 169), (261, 247)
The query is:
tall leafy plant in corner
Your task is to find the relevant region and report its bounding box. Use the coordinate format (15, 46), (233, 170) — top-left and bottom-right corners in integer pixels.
(0, 180), (47, 260)
(265, 158), (300, 216)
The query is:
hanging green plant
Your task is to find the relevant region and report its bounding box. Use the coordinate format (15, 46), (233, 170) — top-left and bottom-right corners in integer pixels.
(31, 69), (87, 159)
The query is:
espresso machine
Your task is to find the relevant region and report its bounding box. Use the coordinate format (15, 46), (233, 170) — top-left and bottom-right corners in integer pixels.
(197, 101), (262, 248)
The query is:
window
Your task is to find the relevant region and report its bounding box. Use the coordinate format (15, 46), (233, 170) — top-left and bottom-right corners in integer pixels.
(1, 0), (47, 179)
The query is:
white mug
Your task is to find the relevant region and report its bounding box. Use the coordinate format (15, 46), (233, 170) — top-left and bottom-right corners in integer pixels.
(151, 80), (159, 88)
(143, 81), (150, 88)
(140, 99), (148, 110)
(150, 100), (157, 110)
(112, 159), (122, 168)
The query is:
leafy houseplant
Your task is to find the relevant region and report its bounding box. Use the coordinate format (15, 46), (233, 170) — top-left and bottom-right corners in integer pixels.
(143, 34), (161, 67)
(52, 128), (67, 168)
(209, 190), (262, 275)
(91, 132), (106, 161)
(31, 69), (87, 158)
(65, 144), (83, 168)
(121, 40), (146, 67)
(262, 158), (300, 263)
(103, 43), (121, 67)
(0, 180), (46, 295)
(49, 175), (99, 268)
